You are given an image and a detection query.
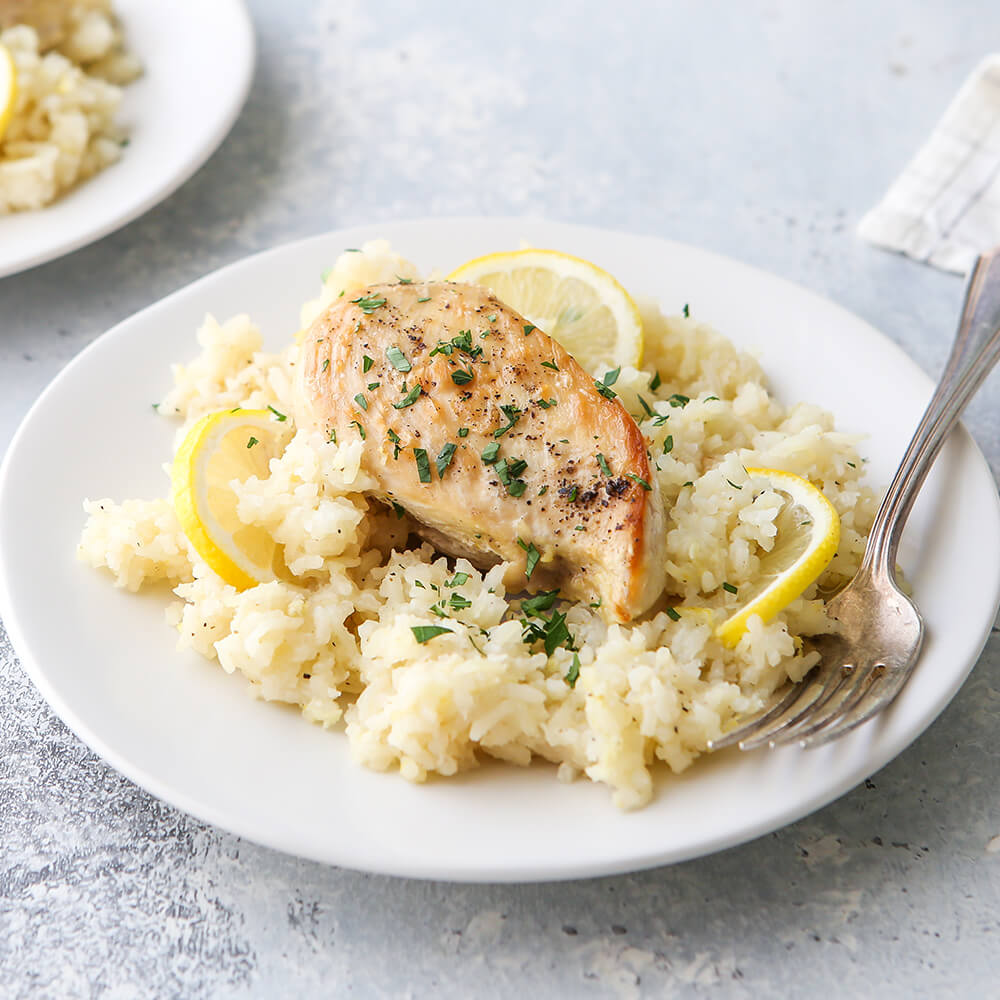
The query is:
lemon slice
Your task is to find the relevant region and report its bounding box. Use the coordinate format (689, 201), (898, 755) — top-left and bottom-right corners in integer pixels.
(715, 468), (840, 647)
(448, 248), (643, 373)
(0, 42), (18, 143)
(171, 408), (293, 590)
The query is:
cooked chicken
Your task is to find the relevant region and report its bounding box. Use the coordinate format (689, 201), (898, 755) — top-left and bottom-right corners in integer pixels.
(297, 280), (667, 623)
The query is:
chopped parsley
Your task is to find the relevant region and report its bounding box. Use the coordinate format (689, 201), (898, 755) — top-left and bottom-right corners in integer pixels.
(390, 500), (406, 519)
(665, 607), (681, 622)
(447, 572), (470, 588)
(602, 366), (621, 387)
(367, 381), (381, 390)
(523, 323), (536, 336)
(458, 427), (469, 438)
(726, 479), (742, 490)
(521, 609), (573, 657)
(328, 429), (337, 444)
(411, 625), (452, 644)
(649, 371), (662, 392)
(387, 428), (401, 459)
(704, 395), (719, 402)
(627, 473), (652, 491)
(396, 276), (413, 284)
(494, 458), (527, 497)
(536, 397), (557, 409)
(417, 295), (431, 303)
(597, 453), (612, 477)
(393, 385), (422, 409)
(663, 435), (674, 453)
(538, 485), (548, 496)
(520, 590), (559, 615)
(436, 442), (457, 477)
(493, 404), (522, 438)
(414, 447), (431, 482)
(451, 368), (474, 385)
(352, 293), (387, 314)
(321, 358), (330, 373)
(517, 538), (541, 580)
(594, 381), (618, 400)
(354, 393), (368, 411)
(481, 442), (500, 463)
(350, 420), (365, 440)
(637, 395), (654, 418)
(567, 486), (578, 502)
(246, 436), (259, 449)
(541, 360), (560, 372)
(683, 303), (690, 318)
(723, 582), (738, 595)
(565, 653), (581, 689)
(386, 346), (412, 372)
(668, 393), (690, 408)
(268, 405), (287, 422)
(362, 355), (374, 373)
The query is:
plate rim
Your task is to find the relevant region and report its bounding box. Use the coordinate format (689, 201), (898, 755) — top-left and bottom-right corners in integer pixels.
(3, 216), (999, 882)
(0, 0), (255, 279)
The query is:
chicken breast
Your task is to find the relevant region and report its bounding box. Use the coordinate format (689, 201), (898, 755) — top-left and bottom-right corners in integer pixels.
(297, 280), (667, 623)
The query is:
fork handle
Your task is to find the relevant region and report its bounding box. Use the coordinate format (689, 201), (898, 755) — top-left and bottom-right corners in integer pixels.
(864, 245), (1000, 576)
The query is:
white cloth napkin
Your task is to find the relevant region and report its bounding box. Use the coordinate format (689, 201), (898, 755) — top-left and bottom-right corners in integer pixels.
(859, 55), (1000, 274)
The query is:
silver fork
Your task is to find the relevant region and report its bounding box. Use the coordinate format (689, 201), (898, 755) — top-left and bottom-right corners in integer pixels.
(709, 244), (1000, 753)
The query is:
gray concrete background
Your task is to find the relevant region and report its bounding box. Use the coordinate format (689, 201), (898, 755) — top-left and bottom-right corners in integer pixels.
(2, 0), (1000, 996)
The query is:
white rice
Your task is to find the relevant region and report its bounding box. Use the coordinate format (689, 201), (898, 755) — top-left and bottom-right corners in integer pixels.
(78, 240), (878, 809)
(0, 1), (140, 213)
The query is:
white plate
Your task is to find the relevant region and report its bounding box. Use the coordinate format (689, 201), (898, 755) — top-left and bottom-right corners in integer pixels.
(0, 0), (254, 278)
(2, 218), (999, 882)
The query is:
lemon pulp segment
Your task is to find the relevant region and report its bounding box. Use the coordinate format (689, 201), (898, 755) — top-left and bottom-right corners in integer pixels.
(171, 409), (292, 589)
(448, 248), (643, 374)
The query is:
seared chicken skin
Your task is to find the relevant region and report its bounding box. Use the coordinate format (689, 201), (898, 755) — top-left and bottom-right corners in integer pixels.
(297, 281), (667, 623)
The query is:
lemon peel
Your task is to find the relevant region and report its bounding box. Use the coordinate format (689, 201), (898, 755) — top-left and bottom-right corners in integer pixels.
(0, 42), (18, 142)
(715, 468), (841, 647)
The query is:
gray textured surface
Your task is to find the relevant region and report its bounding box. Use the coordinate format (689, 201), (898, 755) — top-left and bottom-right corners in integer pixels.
(2, 0), (1000, 996)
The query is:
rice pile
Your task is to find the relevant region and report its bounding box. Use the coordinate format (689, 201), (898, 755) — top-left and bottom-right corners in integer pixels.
(0, 1), (140, 213)
(78, 241), (877, 809)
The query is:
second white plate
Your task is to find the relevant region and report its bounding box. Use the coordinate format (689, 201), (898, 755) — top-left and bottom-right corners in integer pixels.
(2, 218), (998, 881)
(0, 0), (254, 278)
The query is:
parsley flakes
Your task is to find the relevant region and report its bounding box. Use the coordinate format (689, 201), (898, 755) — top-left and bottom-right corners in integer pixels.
(414, 448), (432, 483)
(565, 653), (581, 689)
(436, 442), (457, 477)
(517, 538), (541, 580)
(393, 385), (422, 409)
(386, 346), (411, 372)
(411, 625), (452, 644)
(352, 293), (387, 314)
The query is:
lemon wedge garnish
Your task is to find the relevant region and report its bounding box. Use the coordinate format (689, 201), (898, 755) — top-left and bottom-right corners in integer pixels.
(715, 468), (840, 647)
(0, 42), (18, 143)
(448, 248), (643, 373)
(171, 409), (293, 590)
